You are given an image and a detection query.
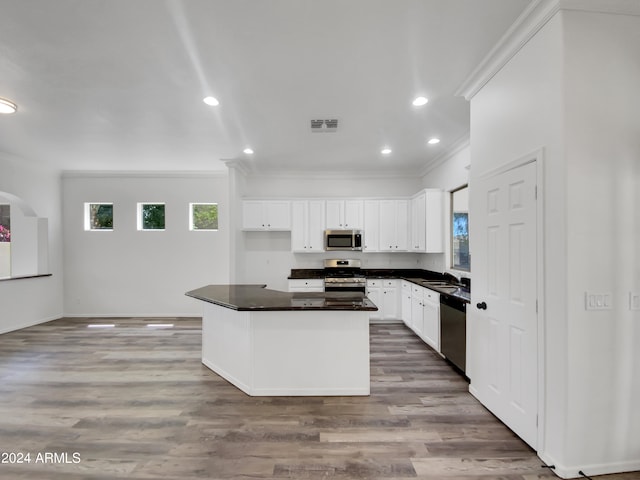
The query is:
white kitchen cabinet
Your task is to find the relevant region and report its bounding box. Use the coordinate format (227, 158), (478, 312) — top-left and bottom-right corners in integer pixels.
(424, 190), (444, 253)
(401, 280), (413, 327)
(378, 199), (409, 251)
(421, 287), (441, 352)
(381, 279), (399, 320)
(288, 278), (324, 292)
(367, 279), (399, 320)
(363, 200), (380, 252)
(366, 279), (382, 320)
(411, 192), (427, 252)
(242, 200), (291, 231)
(411, 189), (444, 253)
(411, 285), (424, 337)
(291, 200), (325, 252)
(326, 200), (363, 229)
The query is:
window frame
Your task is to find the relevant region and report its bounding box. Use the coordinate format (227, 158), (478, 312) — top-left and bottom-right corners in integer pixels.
(84, 202), (114, 231)
(137, 202), (166, 231)
(189, 203), (219, 231)
(450, 185), (470, 272)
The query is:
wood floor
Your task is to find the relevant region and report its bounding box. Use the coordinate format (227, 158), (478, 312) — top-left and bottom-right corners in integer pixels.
(0, 317), (637, 480)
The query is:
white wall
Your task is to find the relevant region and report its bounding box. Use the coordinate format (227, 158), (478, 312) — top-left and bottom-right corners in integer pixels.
(562, 9), (640, 474)
(470, 8), (640, 478)
(0, 153), (63, 333)
(62, 172), (230, 316)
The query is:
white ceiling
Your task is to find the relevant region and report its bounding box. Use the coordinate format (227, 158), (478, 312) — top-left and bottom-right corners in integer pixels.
(0, 0), (531, 175)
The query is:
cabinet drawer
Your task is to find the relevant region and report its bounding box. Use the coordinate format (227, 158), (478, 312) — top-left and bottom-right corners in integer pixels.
(383, 279), (397, 287)
(288, 279), (324, 292)
(423, 288), (440, 303)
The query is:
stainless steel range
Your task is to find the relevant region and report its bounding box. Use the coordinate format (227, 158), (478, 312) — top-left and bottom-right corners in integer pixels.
(323, 259), (366, 294)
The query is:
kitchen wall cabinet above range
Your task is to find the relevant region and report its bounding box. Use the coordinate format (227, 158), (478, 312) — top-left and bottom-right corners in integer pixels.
(325, 200), (363, 230)
(291, 200), (325, 252)
(411, 189), (444, 253)
(242, 200), (291, 231)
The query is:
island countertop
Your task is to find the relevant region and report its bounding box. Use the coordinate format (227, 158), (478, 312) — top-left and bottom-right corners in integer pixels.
(185, 284), (378, 311)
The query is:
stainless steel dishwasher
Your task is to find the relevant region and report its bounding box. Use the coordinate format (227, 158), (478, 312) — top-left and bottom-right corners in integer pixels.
(440, 294), (467, 375)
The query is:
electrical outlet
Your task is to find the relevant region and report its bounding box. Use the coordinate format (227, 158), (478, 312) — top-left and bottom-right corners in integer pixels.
(630, 292), (640, 311)
(585, 292), (612, 310)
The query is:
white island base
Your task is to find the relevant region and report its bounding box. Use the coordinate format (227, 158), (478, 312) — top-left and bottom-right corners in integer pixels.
(201, 302), (371, 396)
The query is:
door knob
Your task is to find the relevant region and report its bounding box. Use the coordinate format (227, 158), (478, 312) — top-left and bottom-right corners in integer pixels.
(476, 301), (487, 310)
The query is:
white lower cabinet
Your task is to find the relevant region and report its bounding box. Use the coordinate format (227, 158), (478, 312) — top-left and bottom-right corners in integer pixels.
(409, 283), (441, 352)
(288, 279), (324, 292)
(421, 288), (440, 352)
(411, 285), (424, 337)
(401, 281), (412, 327)
(366, 279), (399, 321)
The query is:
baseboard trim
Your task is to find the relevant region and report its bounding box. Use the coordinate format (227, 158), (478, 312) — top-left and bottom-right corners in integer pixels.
(62, 313), (201, 319)
(0, 313), (62, 335)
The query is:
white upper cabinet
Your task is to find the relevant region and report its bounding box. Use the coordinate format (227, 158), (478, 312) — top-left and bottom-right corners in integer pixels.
(411, 189), (444, 253)
(363, 200), (380, 252)
(291, 200), (325, 252)
(378, 199), (409, 251)
(325, 200), (363, 229)
(242, 200), (291, 231)
(411, 192), (427, 252)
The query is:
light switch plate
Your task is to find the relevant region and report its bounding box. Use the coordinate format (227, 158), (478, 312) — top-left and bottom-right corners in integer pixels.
(585, 292), (612, 310)
(630, 292), (640, 311)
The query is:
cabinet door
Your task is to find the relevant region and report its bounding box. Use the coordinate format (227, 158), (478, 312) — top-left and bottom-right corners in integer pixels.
(344, 200), (363, 229)
(306, 200), (325, 251)
(291, 201), (307, 252)
(265, 201), (291, 230)
(401, 281), (413, 327)
(378, 200), (396, 251)
(411, 291), (424, 336)
(382, 285), (398, 320)
(363, 200), (379, 252)
(425, 190), (444, 253)
(422, 289), (440, 351)
(379, 200), (409, 251)
(325, 200), (343, 229)
(395, 200), (409, 251)
(411, 193), (426, 252)
(242, 201), (265, 230)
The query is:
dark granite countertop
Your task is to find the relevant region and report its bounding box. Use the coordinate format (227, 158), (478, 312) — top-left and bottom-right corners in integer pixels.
(288, 268), (470, 303)
(186, 284), (378, 311)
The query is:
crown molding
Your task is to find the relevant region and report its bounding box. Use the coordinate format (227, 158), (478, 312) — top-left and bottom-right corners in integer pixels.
(419, 132), (470, 177)
(61, 170), (227, 179)
(455, 0), (640, 101)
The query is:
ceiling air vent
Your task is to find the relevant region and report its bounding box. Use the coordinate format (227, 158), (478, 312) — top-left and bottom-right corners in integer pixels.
(310, 118), (339, 133)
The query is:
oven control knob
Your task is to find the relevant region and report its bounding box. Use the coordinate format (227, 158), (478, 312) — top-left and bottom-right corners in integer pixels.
(476, 301), (487, 310)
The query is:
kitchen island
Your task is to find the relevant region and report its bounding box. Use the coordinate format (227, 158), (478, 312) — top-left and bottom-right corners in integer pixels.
(185, 285), (377, 396)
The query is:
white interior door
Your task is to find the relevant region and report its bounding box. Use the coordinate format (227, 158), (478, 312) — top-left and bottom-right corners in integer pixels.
(469, 160), (538, 448)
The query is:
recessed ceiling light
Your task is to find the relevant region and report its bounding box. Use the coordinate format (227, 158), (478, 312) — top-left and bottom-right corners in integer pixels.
(412, 96), (428, 107)
(203, 96), (219, 106)
(381, 147), (392, 155)
(0, 97), (17, 114)
(428, 138), (440, 145)
(243, 148), (254, 155)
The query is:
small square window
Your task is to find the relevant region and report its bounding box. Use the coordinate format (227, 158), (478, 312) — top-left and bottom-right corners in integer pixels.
(138, 203), (165, 230)
(190, 203), (218, 231)
(85, 203), (113, 231)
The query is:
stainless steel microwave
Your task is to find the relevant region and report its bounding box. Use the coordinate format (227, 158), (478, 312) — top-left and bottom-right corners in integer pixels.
(324, 229), (363, 251)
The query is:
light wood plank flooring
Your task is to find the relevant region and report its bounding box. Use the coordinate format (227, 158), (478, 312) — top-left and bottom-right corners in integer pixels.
(0, 317), (637, 479)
